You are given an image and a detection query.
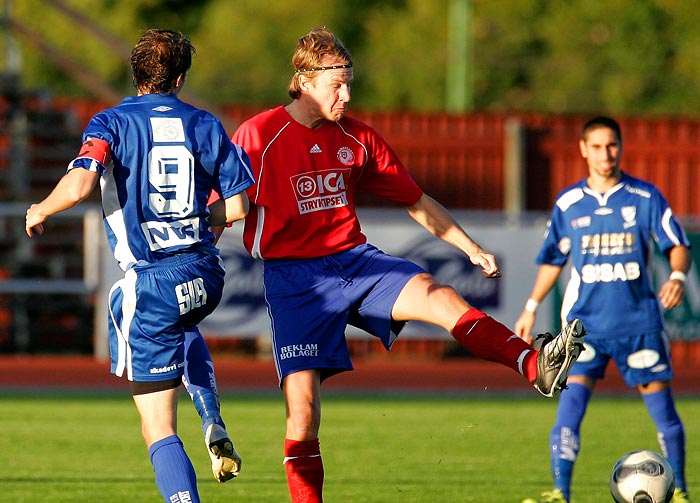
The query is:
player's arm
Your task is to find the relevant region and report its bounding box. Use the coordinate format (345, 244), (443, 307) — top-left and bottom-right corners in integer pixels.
(207, 189), (226, 244)
(26, 167), (99, 237)
(209, 192), (250, 246)
(514, 264), (563, 343)
(222, 192), (250, 225)
(209, 193), (249, 227)
(207, 188), (249, 243)
(406, 193), (501, 278)
(26, 137), (109, 237)
(658, 245), (691, 309)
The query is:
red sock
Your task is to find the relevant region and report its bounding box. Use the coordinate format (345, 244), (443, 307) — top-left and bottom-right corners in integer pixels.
(284, 438), (324, 503)
(452, 309), (538, 382)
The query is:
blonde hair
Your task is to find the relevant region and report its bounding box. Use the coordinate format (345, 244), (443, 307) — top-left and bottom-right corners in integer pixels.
(287, 27), (353, 99)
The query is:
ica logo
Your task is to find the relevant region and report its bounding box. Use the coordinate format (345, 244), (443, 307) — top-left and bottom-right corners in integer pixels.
(291, 169), (351, 214)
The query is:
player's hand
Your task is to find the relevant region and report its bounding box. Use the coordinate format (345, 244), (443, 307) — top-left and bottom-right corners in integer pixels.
(658, 278), (685, 309)
(514, 311), (535, 344)
(469, 251), (501, 278)
(26, 204), (46, 237)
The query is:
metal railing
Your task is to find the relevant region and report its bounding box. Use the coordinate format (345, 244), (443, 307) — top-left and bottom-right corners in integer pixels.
(0, 202), (102, 353)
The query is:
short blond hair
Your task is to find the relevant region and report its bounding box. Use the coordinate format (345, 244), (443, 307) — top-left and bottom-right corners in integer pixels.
(287, 27), (353, 99)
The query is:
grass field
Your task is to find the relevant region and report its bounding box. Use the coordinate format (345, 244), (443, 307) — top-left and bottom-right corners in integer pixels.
(0, 391), (697, 503)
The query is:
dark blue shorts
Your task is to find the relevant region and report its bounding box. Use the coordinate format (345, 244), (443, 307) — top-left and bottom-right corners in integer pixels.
(108, 252), (224, 382)
(263, 244), (425, 383)
(570, 332), (674, 386)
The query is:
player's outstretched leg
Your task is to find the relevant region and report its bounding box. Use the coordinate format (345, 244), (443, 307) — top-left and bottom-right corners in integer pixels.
(183, 328), (242, 482)
(533, 319), (586, 398)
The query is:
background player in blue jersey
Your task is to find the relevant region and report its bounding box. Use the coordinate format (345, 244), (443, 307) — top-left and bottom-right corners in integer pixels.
(515, 116), (692, 503)
(25, 29), (254, 503)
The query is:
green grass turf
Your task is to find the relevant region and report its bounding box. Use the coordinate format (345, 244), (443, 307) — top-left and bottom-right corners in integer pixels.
(0, 391), (697, 502)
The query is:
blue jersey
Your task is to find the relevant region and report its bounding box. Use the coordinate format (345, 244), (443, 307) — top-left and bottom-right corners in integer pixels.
(69, 93), (254, 271)
(537, 172), (690, 339)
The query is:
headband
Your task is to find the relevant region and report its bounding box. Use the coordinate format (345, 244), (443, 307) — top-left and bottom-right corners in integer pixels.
(294, 64), (352, 73)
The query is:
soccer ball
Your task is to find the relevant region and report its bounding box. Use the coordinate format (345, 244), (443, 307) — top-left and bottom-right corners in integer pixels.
(610, 450), (675, 503)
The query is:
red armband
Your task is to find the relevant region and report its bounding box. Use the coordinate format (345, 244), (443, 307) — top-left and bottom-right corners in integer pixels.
(207, 189), (222, 206)
(76, 138), (110, 165)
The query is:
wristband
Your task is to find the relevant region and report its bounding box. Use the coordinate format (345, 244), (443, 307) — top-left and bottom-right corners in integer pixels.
(524, 298), (540, 313)
(669, 271), (687, 283)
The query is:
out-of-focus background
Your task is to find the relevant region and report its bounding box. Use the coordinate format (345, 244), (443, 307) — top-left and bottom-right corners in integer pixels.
(0, 0), (698, 368)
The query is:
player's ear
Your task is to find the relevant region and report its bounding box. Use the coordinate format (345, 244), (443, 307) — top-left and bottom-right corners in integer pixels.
(174, 73), (186, 92)
(578, 139), (587, 158)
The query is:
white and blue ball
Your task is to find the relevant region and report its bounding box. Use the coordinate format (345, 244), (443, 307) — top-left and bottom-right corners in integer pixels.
(610, 450), (675, 503)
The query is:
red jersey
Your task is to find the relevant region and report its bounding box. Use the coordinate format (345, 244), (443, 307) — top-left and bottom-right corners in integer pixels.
(232, 106), (423, 259)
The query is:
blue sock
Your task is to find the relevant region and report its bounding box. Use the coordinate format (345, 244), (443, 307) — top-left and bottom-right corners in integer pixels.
(550, 383), (590, 502)
(183, 328), (226, 435)
(149, 435), (200, 503)
(641, 387), (686, 492)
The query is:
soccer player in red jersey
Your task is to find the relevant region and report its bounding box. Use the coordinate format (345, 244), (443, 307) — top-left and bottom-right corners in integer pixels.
(223, 27), (586, 503)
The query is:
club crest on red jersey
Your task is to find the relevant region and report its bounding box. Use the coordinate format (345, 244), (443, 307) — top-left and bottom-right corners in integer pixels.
(337, 146), (355, 165)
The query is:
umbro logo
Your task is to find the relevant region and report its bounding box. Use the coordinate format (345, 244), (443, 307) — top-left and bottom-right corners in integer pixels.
(309, 144), (322, 154)
(152, 106), (173, 112)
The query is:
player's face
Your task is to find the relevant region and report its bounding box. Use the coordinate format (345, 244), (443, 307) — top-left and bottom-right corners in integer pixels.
(579, 127), (621, 179)
(305, 60), (353, 122)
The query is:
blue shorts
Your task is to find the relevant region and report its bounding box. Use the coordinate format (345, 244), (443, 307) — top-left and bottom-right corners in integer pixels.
(570, 332), (674, 387)
(263, 244), (425, 383)
(108, 252), (225, 382)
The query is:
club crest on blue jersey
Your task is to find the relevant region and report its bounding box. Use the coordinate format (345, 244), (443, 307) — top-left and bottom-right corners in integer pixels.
(621, 206), (637, 228)
(151, 117), (185, 142)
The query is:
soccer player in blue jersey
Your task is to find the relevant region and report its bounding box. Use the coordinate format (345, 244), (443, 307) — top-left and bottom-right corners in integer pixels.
(25, 29), (254, 503)
(516, 116), (692, 503)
